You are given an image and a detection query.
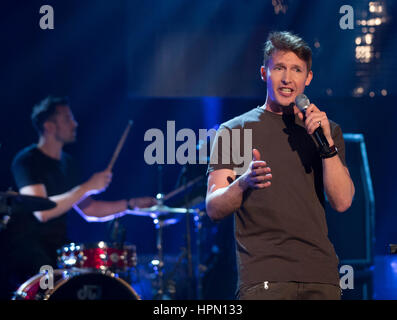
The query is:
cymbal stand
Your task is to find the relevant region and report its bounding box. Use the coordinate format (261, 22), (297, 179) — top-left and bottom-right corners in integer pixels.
(193, 210), (205, 300)
(152, 193), (168, 300)
(0, 196), (11, 232)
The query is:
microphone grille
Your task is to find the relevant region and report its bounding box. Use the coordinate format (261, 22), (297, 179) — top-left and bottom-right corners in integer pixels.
(295, 94), (310, 112)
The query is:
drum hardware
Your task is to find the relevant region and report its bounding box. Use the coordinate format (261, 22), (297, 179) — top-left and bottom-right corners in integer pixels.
(14, 159), (205, 300)
(152, 193), (169, 300)
(109, 216), (127, 249)
(164, 165), (206, 300)
(11, 198), (206, 300)
(0, 191), (56, 213)
(0, 191), (56, 231)
(127, 192), (201, 299)
(162, 247), (189, 298)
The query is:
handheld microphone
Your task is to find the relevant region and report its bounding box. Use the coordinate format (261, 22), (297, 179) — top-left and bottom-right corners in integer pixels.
(295, 94), (330, 151)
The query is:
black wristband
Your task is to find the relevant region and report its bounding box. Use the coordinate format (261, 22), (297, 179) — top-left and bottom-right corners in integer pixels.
(320, 145), (338, 159)
(126, 200), (134, 210)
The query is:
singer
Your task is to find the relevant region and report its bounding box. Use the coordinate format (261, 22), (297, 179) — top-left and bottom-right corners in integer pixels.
(206, 31), (355, 300)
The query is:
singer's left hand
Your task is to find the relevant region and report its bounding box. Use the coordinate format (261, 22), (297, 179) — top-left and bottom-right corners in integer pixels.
(297, 103), (334, 145)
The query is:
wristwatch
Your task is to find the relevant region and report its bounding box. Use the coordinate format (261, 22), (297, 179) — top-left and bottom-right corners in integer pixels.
(320, 145), (338, 159)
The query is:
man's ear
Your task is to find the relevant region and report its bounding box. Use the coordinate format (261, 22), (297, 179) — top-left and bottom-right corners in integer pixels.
(260, 66), (267, 82)
(43, 120), (55, 134)
(305, 70), (313, 86)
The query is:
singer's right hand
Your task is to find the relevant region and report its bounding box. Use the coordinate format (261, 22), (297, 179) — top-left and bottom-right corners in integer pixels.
(83, 170), (112, 195)
(298, 103), (333, 144)
(238, 149), (272, 190)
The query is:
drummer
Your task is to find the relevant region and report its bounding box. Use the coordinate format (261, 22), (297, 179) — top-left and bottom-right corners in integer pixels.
(1, 96), (156, 299)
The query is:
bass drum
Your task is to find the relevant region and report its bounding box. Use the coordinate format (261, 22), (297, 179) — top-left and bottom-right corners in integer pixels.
(13, 269), (140, 300)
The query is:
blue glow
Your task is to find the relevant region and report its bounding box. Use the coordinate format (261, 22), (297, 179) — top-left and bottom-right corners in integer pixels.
(203, 97), (221, 129)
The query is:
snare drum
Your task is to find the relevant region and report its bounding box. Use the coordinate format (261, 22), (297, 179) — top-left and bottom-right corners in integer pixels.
(57, 242), (137, 272)
(13, 269), (140, 300)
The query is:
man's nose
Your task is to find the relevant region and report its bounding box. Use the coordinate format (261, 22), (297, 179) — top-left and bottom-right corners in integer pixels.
(281, 70), (292, 84)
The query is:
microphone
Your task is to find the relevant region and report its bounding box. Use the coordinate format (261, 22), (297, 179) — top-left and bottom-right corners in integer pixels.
(295, 94), (330, 152)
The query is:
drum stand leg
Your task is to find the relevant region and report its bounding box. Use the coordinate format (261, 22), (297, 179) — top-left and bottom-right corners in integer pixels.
(154, 220), (167, 300)
(194, 211), (204, 300)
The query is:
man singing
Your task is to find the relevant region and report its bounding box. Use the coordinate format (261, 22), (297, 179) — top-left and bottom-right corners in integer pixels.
(206, 31), (354, 300)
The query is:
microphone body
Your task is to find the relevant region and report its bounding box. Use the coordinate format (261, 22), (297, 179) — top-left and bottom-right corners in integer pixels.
(295, 94), (330, 152)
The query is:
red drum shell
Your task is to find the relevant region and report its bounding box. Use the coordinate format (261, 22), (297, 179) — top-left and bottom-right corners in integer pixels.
(57, 242), (137, 272)
(13, 269), (140, 300)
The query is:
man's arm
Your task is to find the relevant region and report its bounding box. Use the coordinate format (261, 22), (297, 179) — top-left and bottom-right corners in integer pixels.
(19, 170), (112, 222)
(206, 169), (242, 221)
(73, 198), (128, 222)
(20, 183), (91, 222)
(74, 197), (156, 222)
(299, 104), (355, 212)
(206, 149), (272, 221)
(322, 142), (355, 212)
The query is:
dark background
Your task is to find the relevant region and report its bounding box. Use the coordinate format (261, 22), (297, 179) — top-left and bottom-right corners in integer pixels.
(0, 0), (396, 299)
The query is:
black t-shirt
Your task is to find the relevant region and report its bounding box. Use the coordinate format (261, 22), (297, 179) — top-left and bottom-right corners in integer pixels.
(207, 107), (347, 287)
(6, 144), (80, 267)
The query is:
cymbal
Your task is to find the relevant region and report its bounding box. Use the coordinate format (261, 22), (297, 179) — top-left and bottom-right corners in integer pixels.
(127, 204), (198, 216)
(126, 204), (198, 226)
(0, 192), (57, 214)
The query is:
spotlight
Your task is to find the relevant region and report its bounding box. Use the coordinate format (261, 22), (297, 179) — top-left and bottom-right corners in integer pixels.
(365, 34), (373, 44)
(356, 87), (364, 94)
(353, 87), (364, 97)
(369, 2), (383, 13)
(355, 46), (372, 63)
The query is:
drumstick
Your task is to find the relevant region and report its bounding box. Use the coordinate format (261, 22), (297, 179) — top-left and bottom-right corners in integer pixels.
(107, 120), (133, 171)
(163, 176), (203, 201)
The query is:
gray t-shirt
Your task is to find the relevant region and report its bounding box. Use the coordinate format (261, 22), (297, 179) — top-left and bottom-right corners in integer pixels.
(207, 107), (346, 287)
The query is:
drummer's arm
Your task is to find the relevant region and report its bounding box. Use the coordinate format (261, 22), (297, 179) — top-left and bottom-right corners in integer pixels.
(74, 197), (157, 222)
(19, 183), (91, 223)
(74, 198), (128, 222)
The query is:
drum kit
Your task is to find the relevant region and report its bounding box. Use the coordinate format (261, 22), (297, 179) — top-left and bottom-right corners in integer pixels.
(1, 190), (205, 300)
(2, 121), (209, 300)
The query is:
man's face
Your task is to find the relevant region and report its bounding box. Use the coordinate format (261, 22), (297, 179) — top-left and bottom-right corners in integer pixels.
(261, 50), (313, 109)
(47, 105), (78, 144)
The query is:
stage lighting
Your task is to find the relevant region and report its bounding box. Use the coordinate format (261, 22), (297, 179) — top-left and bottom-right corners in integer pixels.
(365, 34), (373, 44)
